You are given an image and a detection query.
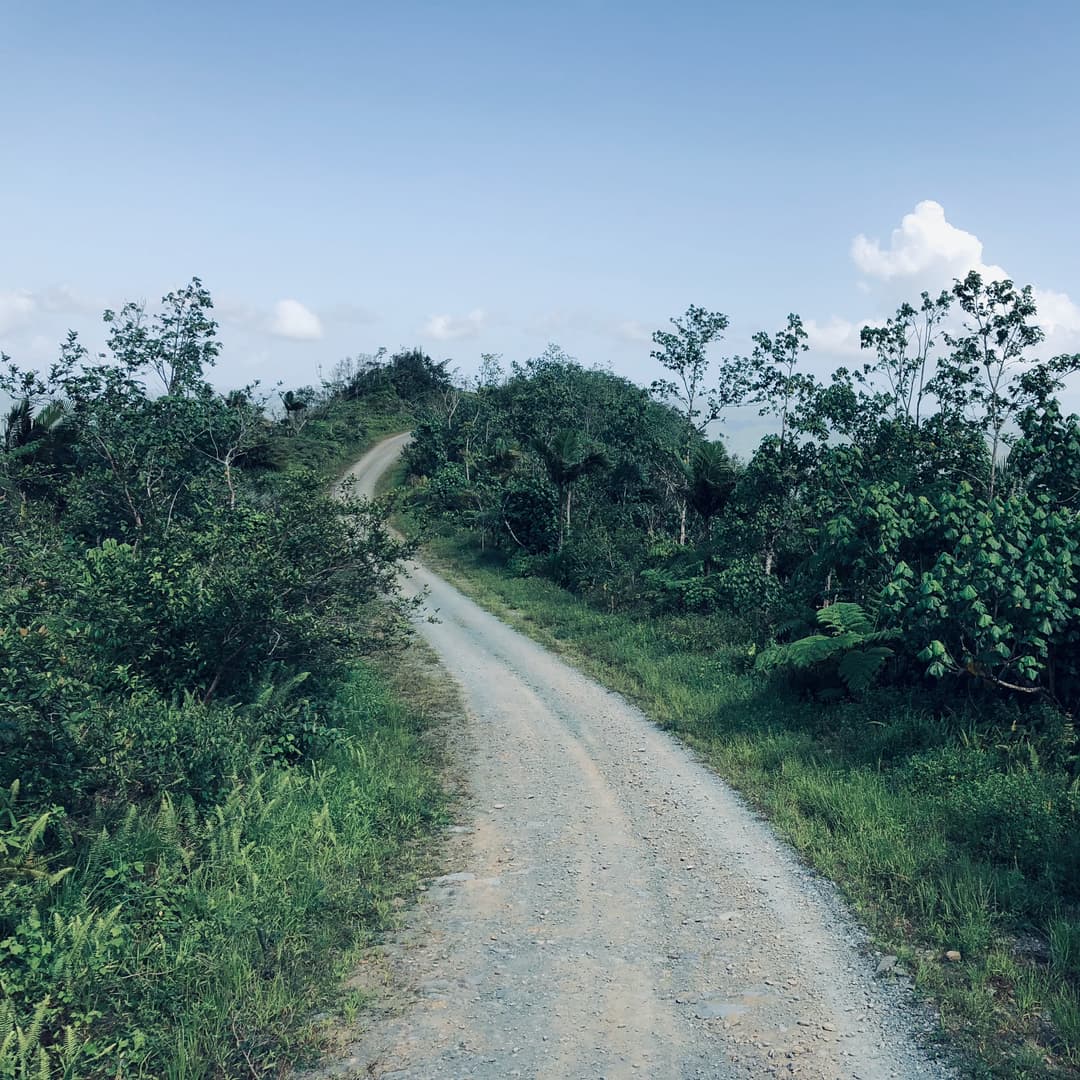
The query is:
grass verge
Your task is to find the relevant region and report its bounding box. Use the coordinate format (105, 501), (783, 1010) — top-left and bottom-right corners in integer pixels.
(0, 646), (453, 1079)
(419, 530), (1080, 1080)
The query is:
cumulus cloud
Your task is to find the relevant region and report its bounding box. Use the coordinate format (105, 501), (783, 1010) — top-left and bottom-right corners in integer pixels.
(851, 200), (1009, 285)
(422, 309), (486, 341)
(269, 299), (323, 341)
(804, 316), (867, 357)
(840, 200), (1080, 350)
(1033, 287), (1080, 339)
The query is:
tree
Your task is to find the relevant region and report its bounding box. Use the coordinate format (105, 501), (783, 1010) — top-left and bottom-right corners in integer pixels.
(200, 387), (268, 508)
(935, 272), (1045, 499)
(102, 277), (219, 396)
(746, 314), (814, 450)
(535, 429), (609, 552)
(651, 305), (729, 448)
(682, 440), (737, 573)
(650, 305), (729, 542)
(683, 440), (736, 534)
(859, 291), (951, 427)
(280, 389), (310, 433)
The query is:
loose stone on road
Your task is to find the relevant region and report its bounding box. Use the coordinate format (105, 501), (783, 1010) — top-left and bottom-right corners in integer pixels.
(307, 434), (952, 1079)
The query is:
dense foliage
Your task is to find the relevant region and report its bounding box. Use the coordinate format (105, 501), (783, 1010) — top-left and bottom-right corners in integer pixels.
(407, 274), (1080, 721)
(0, 284), (448, 1076)
(404, 273), (1080, 1071)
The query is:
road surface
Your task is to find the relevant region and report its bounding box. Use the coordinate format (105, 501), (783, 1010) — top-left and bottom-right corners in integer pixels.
(320, 433), (950, 1080)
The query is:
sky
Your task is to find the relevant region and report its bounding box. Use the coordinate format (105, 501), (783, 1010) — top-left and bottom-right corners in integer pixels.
(3, 0), (1080, 448)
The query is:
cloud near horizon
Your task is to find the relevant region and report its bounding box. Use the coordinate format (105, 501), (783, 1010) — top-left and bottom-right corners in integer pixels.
(269, 299), (324, 341)
(0, 285), (99, 339)
(422, 308), (487, 341)
(0, 290), (36, 336)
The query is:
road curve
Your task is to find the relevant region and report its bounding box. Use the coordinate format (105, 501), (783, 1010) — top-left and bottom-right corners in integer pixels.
(328, 434), (950, 1080)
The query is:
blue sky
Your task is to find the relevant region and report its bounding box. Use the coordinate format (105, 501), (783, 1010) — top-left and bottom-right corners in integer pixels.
(3, 0), (1080, 442)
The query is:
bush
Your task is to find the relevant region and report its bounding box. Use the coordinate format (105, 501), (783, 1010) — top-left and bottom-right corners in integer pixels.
(0, 665), (447, 1079)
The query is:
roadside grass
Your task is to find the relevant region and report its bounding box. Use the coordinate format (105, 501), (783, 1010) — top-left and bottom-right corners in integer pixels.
(374, 453), (410, 499)
(1, 648), (453, 1079)
(420, 530), (1080, 1079)
(272, 399), (412, 480)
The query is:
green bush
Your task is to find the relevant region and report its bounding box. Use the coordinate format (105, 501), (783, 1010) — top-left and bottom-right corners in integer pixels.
(0, 666), (447, 1079)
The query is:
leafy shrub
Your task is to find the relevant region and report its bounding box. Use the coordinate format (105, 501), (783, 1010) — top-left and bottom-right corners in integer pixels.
(757, 602), (898, 693)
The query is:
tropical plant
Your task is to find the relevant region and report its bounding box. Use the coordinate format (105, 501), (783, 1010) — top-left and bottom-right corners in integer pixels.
(534, 428), (610, 551)
(756, 602), (899, 693)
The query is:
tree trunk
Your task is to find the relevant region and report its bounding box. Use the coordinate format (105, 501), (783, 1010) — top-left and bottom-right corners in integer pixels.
(557, 484), (572, 552)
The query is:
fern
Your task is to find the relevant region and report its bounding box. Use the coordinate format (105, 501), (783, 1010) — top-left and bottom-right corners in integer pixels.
(756, 602), (898, 693)
(816, 601), (873, 637)
(0, 996), (83, 1080)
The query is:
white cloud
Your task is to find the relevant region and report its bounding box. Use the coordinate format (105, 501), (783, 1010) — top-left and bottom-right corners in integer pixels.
(851, 200), (1007, 285)
(0, 290), (37, 335)
(837, 200), (1080, 352)
(269, 299), (323, 341)
(1033, 287), (1080, 340)
(422, 308), (486, 341)
(613, 319), (653, 343)
(804, 316), (866, 357)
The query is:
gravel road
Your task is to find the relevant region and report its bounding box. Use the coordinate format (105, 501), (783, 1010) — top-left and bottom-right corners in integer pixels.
(320, 434), (952, 1080)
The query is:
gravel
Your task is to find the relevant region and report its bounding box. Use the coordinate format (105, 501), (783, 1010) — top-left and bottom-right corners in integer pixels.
(306, 436), (955, 1079)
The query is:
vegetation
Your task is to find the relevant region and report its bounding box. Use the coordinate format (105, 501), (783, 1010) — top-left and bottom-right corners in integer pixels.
(400, 275), (1080, 1076)
(6, 265), (1080, 1076)
(0, 284), (455, 1077)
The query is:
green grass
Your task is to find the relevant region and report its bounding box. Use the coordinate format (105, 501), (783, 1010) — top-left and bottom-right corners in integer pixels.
(269, 397), (412, 480)
(0, 649), (454, 1079)
(420, 530), (1080, 1079)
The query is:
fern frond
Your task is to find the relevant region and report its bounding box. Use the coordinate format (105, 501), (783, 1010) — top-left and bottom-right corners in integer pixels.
(817, 602), (873, 636)
(837, 646), (893, 692)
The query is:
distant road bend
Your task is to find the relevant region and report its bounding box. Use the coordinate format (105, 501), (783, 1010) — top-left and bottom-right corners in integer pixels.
(327, 432), (951, 1080)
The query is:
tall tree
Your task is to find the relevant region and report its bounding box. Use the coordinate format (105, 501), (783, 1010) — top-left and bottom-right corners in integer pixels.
(683, 440), (736, 571)
(650, 305), (729, 543)
(859, 290), (952, 427)
(102, 277), (220, 396)
(935, 272), (1044, 498)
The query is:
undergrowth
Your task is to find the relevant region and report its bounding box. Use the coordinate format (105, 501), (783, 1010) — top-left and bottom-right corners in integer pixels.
(0, 660), (448, 1078)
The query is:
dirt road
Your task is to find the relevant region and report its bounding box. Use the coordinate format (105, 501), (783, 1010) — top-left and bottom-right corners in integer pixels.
(325, 434), (951, 1079)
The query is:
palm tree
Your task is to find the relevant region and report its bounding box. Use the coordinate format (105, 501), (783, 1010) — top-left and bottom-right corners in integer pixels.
(2, 398), (70, 504)
(279, 390), (308, 433)
(535, 429), (609, 552)
(682, 440), (736, 570)
(3, 398), (67, 455)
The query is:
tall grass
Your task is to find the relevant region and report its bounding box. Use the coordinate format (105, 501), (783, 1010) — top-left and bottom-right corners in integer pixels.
(425, 532), (1080, 1079)
(1, 662), (448, 1079)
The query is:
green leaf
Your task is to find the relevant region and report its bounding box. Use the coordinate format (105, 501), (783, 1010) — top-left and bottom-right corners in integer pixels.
(837, 646), (892, 693)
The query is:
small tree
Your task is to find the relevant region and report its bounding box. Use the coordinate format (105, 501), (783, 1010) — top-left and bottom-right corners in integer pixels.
(535, 429), (609, 552)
